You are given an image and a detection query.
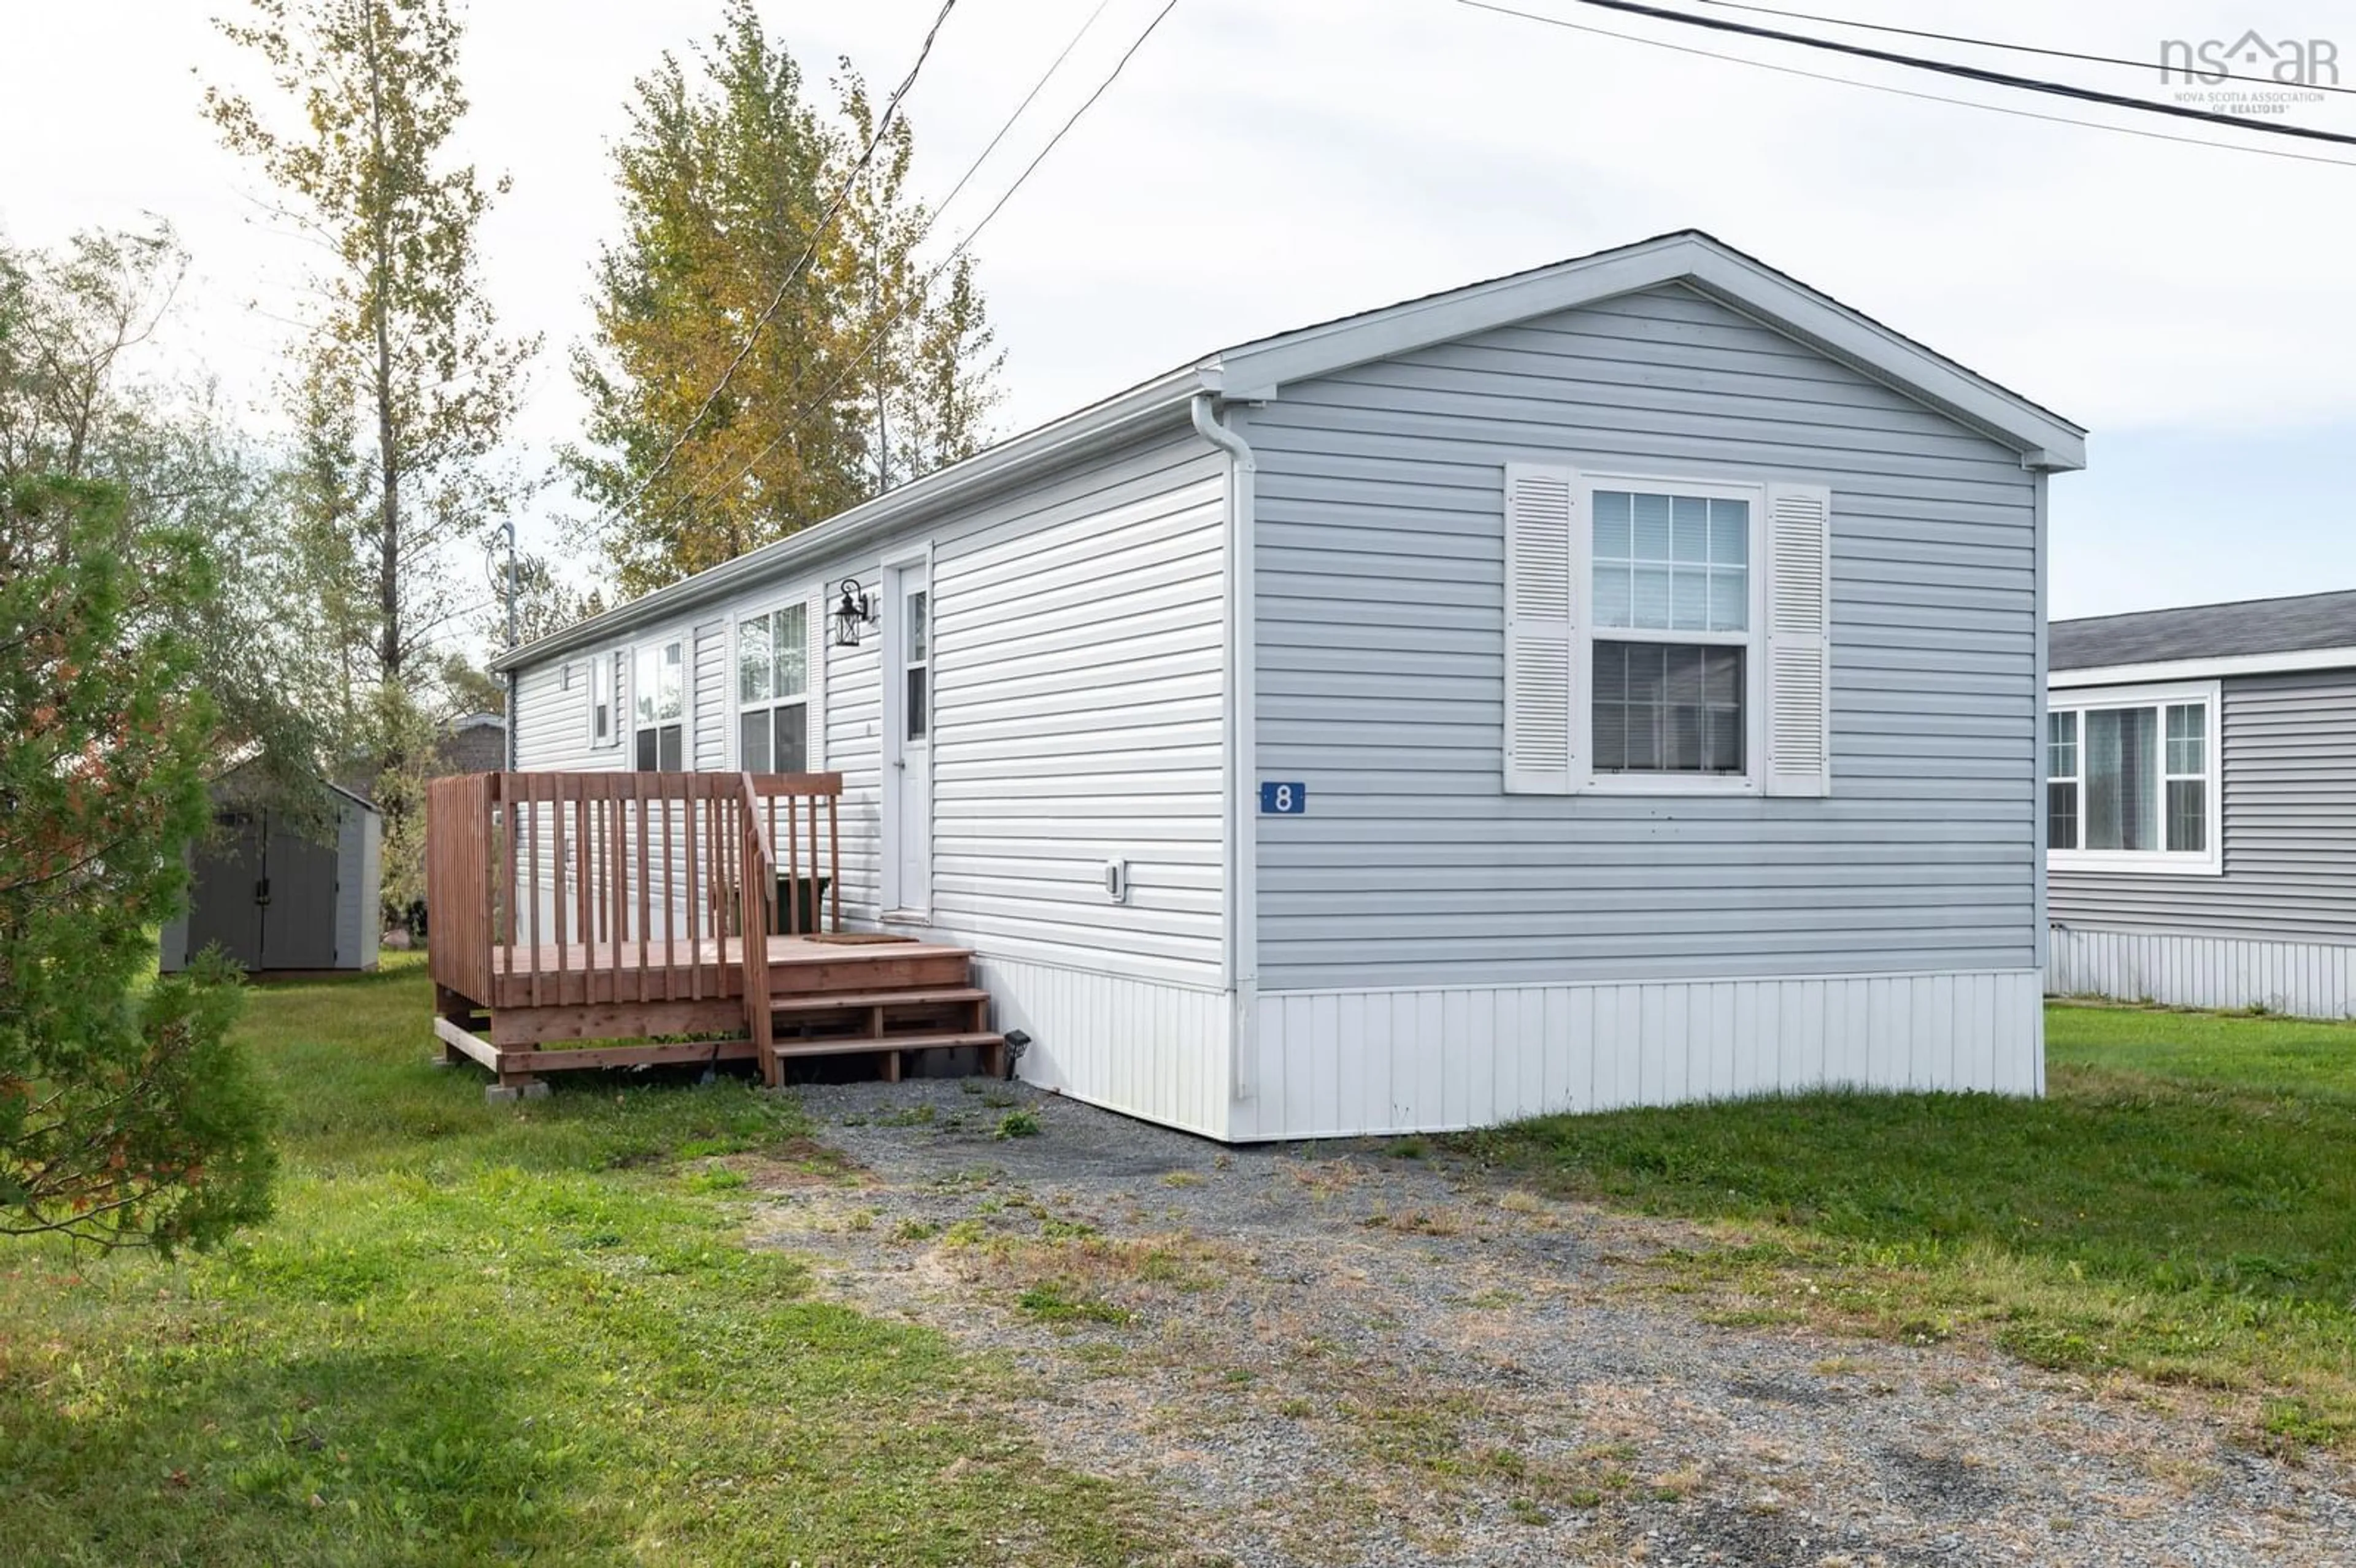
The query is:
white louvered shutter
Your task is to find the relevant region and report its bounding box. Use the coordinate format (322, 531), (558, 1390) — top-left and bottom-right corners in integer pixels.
(1765, 482), (1834, 797)
(1503, 463), (1579, 794)
(806, 588), (828, 768)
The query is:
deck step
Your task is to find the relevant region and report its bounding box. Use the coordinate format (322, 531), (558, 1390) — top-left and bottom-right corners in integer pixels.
(767, 1030), (1003, 1060)
(768, 986), (989, 1015)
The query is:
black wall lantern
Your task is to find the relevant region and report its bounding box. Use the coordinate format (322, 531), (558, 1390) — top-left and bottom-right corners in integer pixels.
(832, 577), (878, 648)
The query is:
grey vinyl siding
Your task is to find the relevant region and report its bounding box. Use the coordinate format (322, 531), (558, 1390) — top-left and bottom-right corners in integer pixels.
(929, 432), (1226, 982)
(2050, 669), (2356, 943)
(504, 421), (1228, 985)
(333, 801), (376, 969)
(1246, 282), (2041, 991)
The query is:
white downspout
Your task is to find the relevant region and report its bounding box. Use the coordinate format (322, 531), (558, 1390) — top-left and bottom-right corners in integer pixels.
(1191, 391), (1258, 1120)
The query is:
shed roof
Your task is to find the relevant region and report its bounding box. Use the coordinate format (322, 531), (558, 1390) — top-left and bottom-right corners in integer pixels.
(2052, 590), (2356, 672)
(500, 229), (2084, 672)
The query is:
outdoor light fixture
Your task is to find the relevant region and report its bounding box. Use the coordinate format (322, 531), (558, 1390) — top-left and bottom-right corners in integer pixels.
(831, 577), (878, 648)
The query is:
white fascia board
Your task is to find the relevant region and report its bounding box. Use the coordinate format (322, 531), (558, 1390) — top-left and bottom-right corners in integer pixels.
(496, 365), (1209, 672)
(1209, 234), (2086, 471)
(2051, 647), (2356, 687)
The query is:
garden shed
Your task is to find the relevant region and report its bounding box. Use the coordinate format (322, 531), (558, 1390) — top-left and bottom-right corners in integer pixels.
(161, 771), (382, 975)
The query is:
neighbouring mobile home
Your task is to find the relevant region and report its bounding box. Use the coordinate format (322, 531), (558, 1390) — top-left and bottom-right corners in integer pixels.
(460, 229), (2085, 1138)
(2047, 590), (2356, 1017)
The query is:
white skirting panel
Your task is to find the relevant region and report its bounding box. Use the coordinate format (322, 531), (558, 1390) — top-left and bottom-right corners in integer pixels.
(1230, 968), (2046, 1142)
(979, 956), (1232, 1140)
(2049, 926), (2356, 1019)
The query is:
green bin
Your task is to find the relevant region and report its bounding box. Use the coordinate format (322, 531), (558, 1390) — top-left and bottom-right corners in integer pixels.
(771, 874), (833, 935)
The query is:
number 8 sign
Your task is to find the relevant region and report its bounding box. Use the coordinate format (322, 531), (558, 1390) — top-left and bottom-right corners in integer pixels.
(1258, 781), (1306, 815)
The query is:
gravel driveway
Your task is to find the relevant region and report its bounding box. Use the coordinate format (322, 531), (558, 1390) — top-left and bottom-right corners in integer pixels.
(747, 1078), (2355, 1567)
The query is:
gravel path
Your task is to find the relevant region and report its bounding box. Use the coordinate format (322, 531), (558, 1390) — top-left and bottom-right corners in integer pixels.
(745, 1078), (2355, 1567)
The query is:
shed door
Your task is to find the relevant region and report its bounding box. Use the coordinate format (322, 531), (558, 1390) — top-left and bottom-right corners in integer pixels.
(259, 811), (341, 970)
(185, 810), (266, 970)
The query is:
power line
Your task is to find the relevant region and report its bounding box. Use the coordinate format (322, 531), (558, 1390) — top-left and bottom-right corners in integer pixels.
(1685, 0), (2356, 98)
(617, 0), (961, 521)
(1543, 0), (2356, 148)
(1457, 0), (2356, 169)
(674, 0), (1184, 525)
(926, 0), (1122, 236)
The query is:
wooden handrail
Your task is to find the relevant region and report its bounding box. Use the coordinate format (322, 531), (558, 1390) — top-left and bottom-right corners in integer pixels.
(424, 770), (845, 1024)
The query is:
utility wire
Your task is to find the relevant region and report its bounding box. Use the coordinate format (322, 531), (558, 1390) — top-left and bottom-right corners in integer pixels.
(673, 0), (1182, 524)
(926, 0), (1123, 239)
(1458, 0), (2356, 169)
(1542, 0), (2356, 148)
(1685, 0), (2356, 98)
(616, 0), (961, 521)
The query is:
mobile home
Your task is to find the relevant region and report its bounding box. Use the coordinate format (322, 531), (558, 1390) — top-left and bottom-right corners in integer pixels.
(488, 230), (2085, 1139)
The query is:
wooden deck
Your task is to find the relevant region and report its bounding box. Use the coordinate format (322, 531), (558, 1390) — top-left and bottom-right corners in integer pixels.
(425, 772), (1003, 1094)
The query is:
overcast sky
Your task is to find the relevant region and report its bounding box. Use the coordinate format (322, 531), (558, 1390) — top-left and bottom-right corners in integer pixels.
(5, 0), (2352, 631)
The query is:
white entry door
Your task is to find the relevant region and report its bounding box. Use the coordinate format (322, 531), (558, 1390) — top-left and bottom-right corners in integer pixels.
(884, 562), (931, 915)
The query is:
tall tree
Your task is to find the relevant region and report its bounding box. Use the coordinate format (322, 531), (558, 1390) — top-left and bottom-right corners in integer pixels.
(0, 474), (276, 1253)
(204, 0), (536, 695)
(0, 226), (329, 810)
(565, 1), (1002, 598)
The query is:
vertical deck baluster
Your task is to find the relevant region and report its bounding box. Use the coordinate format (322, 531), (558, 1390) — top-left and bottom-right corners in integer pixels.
(526, 783), (543, 1007)
(662, 795), (678, 1001)
(685, 787), (702, 1001)
(827, 791), (840, 934)
(634, 786), (650, 1003)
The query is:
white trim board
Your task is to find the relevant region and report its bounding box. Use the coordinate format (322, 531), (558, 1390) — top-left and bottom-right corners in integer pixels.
(1227, 968), (2044, 1142)
(2049, 926), (2356, 1020)
(2052, 645), (2356, 688)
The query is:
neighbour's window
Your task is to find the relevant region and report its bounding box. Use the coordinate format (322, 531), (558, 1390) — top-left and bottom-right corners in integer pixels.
(737, 602), (808, 772)
(2047, 685), (2217, 871)
(2046, 710), (2077, 850)
(1590, 488), (1750, 775)
(633, 637), (685, 771)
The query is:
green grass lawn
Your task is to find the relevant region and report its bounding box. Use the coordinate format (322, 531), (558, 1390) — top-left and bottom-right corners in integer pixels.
(0, 960), (1165, 1567)
(1461, 1003), (2356, 1451)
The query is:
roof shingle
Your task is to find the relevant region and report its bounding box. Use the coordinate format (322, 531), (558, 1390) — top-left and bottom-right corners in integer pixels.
(2051, 590), (2356, 671)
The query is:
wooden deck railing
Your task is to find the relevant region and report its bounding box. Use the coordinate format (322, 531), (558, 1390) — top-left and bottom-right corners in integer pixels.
(425, 770), (844, 1015)
(737, 773), (779, 1086)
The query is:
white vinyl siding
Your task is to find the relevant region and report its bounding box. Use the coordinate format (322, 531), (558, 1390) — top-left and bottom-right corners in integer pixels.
(516, 655), (621, 773)
(1248, 282), (2040, 991)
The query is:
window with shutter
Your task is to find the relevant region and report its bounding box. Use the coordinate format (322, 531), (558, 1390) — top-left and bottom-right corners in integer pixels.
(1499, 464), (1835, 798)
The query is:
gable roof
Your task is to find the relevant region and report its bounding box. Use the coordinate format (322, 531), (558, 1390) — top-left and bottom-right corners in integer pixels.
(499, 229), (2083, 672)
(2052, 590), (2356, 675)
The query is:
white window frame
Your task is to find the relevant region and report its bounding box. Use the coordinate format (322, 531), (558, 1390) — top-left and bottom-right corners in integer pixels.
(731, 597), (813, 774)
(587, 649), (623, 751)
(629, 629), (692, 772)
(2047, 678), (2222, 877)
(1577, 471), (1768, 796)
